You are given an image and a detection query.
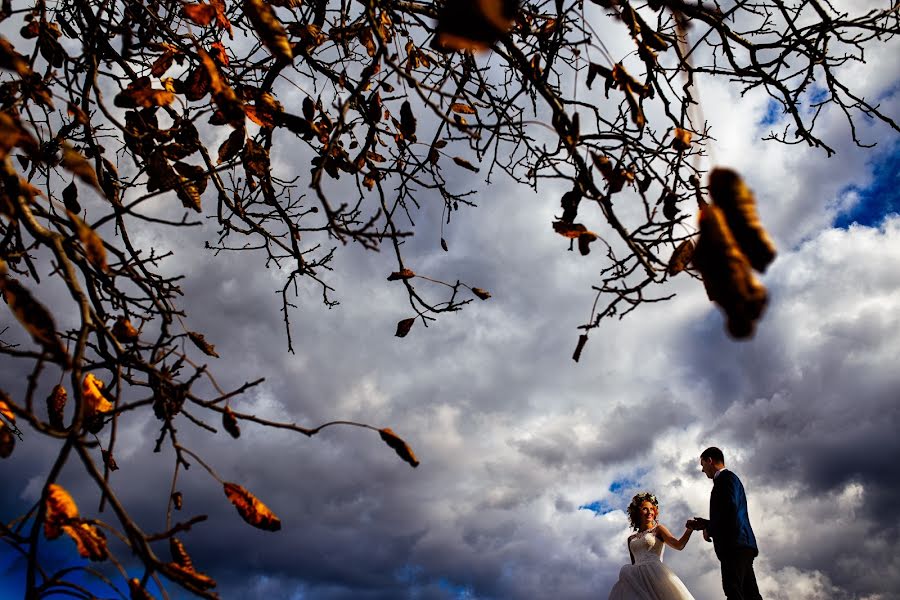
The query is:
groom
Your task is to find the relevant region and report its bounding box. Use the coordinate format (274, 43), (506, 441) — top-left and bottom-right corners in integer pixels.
(687, 447), (762, 600)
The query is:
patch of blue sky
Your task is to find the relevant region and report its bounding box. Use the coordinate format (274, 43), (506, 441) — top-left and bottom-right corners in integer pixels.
(578, 499), (619, 516)
(0, 536), (164, 600)
(608, 468), (649, 496)
(759, 99), (782, 127)
(833, 143), (900, 229)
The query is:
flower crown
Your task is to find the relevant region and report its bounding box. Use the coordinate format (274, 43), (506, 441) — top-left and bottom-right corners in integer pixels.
(631, 492), (658, 506)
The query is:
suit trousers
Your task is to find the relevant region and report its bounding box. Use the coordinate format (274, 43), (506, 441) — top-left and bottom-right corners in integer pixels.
(720, 547), (762, 600)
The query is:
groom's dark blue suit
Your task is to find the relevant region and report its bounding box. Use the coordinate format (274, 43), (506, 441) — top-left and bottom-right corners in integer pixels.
(707, 470), (762, 600)
(708, 470), (757, 559)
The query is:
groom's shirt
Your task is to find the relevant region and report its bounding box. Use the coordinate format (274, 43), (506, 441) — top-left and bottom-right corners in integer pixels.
(708, 470), (758, 558)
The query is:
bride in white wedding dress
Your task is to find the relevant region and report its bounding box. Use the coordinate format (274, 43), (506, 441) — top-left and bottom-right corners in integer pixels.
(608, 492), (697, 600)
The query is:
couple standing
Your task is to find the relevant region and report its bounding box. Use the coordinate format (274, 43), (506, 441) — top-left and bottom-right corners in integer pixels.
(608, 447), (763, 600)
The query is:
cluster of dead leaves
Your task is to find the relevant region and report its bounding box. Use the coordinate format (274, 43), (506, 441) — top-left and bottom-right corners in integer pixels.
(690, 169), (777, 338)
(44, 484), (108, 561)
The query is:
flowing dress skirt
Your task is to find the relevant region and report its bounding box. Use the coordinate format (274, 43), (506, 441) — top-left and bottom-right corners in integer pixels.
(608, 561), (696, 600)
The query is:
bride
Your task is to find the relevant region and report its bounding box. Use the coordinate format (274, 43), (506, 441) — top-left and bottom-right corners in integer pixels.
(608, 492), (697, 600)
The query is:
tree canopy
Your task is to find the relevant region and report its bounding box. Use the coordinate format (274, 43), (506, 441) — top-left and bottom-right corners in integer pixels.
(0, 0), (898, 597)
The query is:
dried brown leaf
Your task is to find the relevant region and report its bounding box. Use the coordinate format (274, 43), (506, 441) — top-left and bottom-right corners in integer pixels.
(395, 317), (415, 338)
(672, 128), (692, 151)
(61, 145), (101, 191)
(101, 449), (119, 471)
(112, 316), (139, 343)
(0, 273), (68, 365)
(472, 287), (491, 300)
(693, 204), (768, 338)
(167, 562), (217, 589)
(452, 156), (479, 172)
(223, 482), (282, 531)
(552, 221), (588, 239)
(222, 405), (240, 438)
(450, 102), (477, 115)
(188, 331), (219, 358)
(399, 100), (416, 140)
(243, 0), (293, 62)
(577, 231), (598, 256)
(387, 268), (415, 281)
(0, 424), (13, 459)
(572, 334), (588, 362)
(667, 239), (695, 276)
(69, 212), (107, 272)
(708, 168), (776, 273)
(170, 537), (194, 569)
(378, 427), (420, 467)
(46, 385), (67, 429)
(182, 3), (216, 26)
(172, 491), (183, 510)
(62, 181), (80, 214)
(198, 48), (245, 128)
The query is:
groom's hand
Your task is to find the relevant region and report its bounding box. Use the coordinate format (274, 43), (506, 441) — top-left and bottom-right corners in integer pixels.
(686, 517), (708, 530)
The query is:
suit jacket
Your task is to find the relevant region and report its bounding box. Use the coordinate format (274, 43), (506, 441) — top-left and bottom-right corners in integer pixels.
(708, 470), (758, 559)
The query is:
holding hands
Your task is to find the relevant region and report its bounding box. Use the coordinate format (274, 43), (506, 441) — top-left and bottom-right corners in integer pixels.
(685, 518), (712, 542)
(685, 517), (709, 531)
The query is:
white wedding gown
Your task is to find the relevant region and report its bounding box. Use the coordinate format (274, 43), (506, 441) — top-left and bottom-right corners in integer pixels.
(608, 526), (696, 600)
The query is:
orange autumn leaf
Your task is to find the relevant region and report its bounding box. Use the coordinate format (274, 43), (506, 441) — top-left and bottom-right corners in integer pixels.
(182, 3), (216, 26)
(243, 0), (293, 62)
(223, 482), (282, 531)
(112, 316), (139, 343)
(378, 428), (419, 467)
(188, 331), (219, 357)
(0, 393), (14, 423)
(387, 268), (415, 281)
(450, 102), (477, 114)
(692, 204), (767, 338)
(170, 537), (194, 569)
(61, 145), (102, 192)
(167, 562), (217, 589)
(707, 168), (776, 273)
(44, 484), (79, 540)
(552, 220), (588, 239)
(672, 127), (692, 151)
(68, 211), (108, 272)
(62, 521), (108, 561)
(197, 47), (245, 128)
(83, 373), (114, 418)
(471, 287), (491, 300)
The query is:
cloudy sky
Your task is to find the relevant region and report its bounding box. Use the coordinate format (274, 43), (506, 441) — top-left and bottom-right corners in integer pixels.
(2, 2), (900, 600)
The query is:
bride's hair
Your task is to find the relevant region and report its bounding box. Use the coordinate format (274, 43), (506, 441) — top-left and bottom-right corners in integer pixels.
(627, 492), (659, 531)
